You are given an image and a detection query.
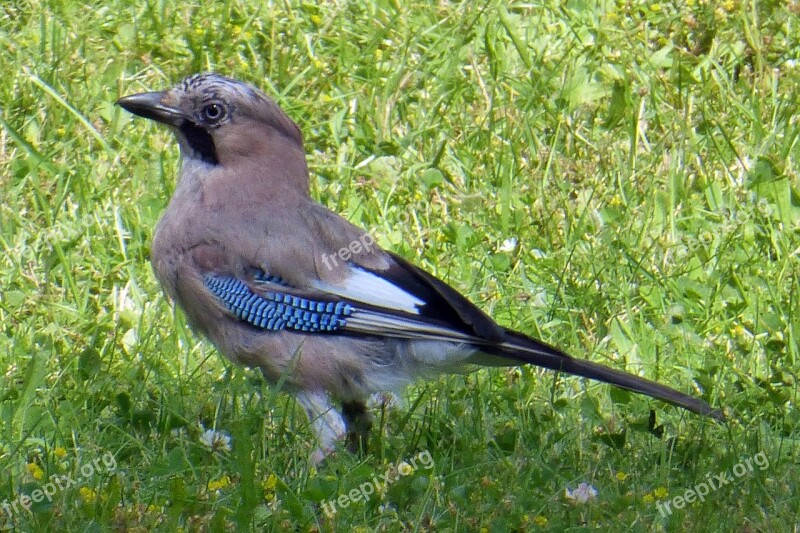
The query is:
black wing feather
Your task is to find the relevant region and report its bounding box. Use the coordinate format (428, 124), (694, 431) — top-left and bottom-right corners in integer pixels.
(356, 251), (506, 342)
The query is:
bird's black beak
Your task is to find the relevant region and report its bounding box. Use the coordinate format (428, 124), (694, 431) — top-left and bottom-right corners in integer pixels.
(116, 91), (185, 127)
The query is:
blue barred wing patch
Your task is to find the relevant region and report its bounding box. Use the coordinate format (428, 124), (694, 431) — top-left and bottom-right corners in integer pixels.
(204, 274), (353, 332)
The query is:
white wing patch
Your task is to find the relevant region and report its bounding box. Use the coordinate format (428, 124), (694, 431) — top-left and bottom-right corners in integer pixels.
(312, 267), (424, 314)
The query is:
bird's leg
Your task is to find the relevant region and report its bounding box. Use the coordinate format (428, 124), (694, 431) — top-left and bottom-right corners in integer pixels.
(342, 400), (372, 455)
(295, 390), (346, 464)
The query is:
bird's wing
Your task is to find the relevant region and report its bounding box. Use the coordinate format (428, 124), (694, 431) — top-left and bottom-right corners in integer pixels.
(292, 203), (506, 341)
(311, 250), (506, 341)
(201, 263), (493, 345)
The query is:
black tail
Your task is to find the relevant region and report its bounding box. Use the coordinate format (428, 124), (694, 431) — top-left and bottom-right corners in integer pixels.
(481, 330), (724, 421)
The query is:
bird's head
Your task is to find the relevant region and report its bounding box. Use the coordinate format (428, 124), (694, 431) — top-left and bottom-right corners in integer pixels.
(116, 73), (304, 167)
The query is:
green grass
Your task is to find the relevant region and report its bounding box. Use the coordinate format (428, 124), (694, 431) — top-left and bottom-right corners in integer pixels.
(1, 0), (798, 530)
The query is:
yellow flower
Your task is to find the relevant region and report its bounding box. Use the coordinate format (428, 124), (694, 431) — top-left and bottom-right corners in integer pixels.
(26, 462), (44, 480)
(208, 475), (231, 491)
(263, 473), (277, 491)
(642, 492), (655, 503)
(263, 473), (278, 501)
(54, 447), (67, 458)
(310, 15), (322, 25)
(79, 486), (97, 503)
(533, 515), (548, 526)
(653, 487), (669, 499)
(616, 471), (628, 481)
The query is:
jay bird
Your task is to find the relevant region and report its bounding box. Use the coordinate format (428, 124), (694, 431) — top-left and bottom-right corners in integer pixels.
(116, 73), (722, 462)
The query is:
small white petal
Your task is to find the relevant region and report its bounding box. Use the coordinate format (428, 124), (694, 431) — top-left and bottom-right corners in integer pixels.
(499, 237), (518, 252)
(565, 482), (598, 504)
(199, 428), (232, 452)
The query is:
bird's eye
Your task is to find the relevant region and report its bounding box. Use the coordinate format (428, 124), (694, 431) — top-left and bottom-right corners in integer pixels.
(203, 103), (225, 122)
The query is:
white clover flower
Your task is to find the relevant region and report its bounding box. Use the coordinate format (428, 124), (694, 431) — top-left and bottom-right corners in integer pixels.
(499, 237), (518, 252)
(378, 503), (397, 514)
(199, 426), (232, 452)
(367, 391), (401, 410)
(565, 482), (598, 504)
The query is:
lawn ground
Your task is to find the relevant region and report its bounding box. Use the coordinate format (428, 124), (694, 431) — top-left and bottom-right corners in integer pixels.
(1, 1), (798, 531)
